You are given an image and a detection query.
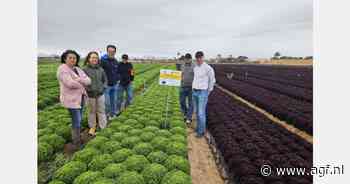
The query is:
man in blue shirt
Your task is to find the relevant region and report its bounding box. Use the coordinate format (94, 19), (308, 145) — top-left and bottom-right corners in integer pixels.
(100, 45), (120, 119)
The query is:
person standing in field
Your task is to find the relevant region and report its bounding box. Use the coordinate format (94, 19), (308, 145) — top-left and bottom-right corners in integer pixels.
(192, 51), (216, 138)
(116, 54), (134, 112)
(180, 53), (194, 125)
(57, 50), (91, 150)
(176, 55), (184, 71)
(83, 51), (108, 136)
(100, 45), (120, 119)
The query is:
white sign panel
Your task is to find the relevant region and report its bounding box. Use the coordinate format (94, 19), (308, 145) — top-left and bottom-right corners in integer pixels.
(159, 69), (182, 87)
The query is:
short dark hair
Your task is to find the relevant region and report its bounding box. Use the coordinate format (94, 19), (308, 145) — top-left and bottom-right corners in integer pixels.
(106, 44), (116, 51)
(185, 53), (192, 59)
(195, 51), (204, 58)
(61, 50), (80, 66)
(84, 51), (100, 65)
(122, 54), (128, 60)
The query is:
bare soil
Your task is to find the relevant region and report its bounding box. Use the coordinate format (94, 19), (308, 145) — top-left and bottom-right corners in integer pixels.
(255, 59), (313, 66)
(187, 120), (225, 184)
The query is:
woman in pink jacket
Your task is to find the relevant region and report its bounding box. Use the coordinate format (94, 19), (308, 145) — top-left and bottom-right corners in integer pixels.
(57, 50), (91, 150)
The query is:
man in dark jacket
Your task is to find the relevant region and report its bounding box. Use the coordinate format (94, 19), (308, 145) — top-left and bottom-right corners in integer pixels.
(100, 45), (120, 118)
(180, 53), (194, 124)
(116, 54), (134, 112)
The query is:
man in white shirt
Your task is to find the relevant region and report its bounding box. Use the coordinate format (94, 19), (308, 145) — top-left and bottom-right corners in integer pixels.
(192, 51), (216, 138)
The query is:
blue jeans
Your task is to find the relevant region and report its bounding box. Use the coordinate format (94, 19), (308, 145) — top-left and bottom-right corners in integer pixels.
(68, 99), (84, 128)
(192, 89), (209, 136)
(117, 83), (133, 112)
(104, 84), (119, 116)
(180, 87), (193, 120)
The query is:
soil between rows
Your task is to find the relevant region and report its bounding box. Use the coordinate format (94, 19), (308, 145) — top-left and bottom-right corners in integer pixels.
(187, 119), (225, 184)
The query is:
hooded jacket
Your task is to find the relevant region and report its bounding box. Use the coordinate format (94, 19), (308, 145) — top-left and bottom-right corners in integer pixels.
(83, 64), (108, 98)
(100, 57), (120, 86)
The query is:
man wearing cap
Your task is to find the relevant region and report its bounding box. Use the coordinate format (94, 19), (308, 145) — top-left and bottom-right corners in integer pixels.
(180, 53), (194, 125)
(192, 51), (216, 138)
(116, 54), (134, 112)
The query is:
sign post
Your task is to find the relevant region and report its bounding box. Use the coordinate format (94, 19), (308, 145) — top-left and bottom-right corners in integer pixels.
(159, 69), (182, 87)
(159, 69), (182, 128)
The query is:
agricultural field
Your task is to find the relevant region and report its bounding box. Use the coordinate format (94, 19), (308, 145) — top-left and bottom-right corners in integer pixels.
(38, 61), (179, 184)
(38, 61), (313, 184)
(213, 64), (313, 135)
(38, 60), (161, 110)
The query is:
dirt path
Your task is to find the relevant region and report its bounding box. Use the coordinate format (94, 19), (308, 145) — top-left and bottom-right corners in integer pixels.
(216, 84), (313, 144)
(187, 121), (225, 184)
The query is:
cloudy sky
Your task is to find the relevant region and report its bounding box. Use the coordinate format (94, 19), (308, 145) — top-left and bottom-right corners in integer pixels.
(38, 0), (312, 58)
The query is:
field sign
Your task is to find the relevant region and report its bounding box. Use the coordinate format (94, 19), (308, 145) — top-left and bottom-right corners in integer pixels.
(159, 69), (182, 86)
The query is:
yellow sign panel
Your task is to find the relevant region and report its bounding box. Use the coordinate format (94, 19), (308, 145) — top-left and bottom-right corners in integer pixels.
(159, 69), (182, 86)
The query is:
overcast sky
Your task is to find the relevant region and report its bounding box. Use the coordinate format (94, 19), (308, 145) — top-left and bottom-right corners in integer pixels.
(38, 0), (312, 58)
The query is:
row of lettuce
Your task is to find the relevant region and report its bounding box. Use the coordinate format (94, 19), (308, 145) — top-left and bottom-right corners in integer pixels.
(45, 84), (192, 184)
(38, 62), (161, 110)
(38, 64), (169, 183)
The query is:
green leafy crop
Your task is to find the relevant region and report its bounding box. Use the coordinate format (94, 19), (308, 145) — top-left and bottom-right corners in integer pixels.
(53, 161), (87, 184)
(73, 147), (100, 164)
(55, 125), (71, 141)
(125, 119), (139, 126)
(165, 142), (187, 158)
(108, 122), (122, 131)
(133, 142), (153, 156)
(111, 132), (127, 142)
(88, 154), (113, 171)
(118, 125), (133, 133)
(73, 171), (102, 184)
(38, 142), (54, 162)
(112, 148), (133, 163)
(140, 132), (156, 142)
(142, 164), (168, 184)
(39, 134), (65, 152)
(85, 136), (109, 150)
(156, 130), (172, 138)
(143, 126), (160, 133)
(91, 178), (115, 184)
(118, 171), (145, 184)
(124, 155), (150, 172)
(96, 128), (114, 138)
(169, 127), (186, 136)
(170, 134), (186, 144)
(128, 129), (143, 136)
(121, 136), (141, 149)
(170, 120), (186, 129)
(146, 120), (160, 127)
(101, 141), (122, 154)
(164, 155), (190, 174)
(102, 163), (126, 179)
(151, 137), (170, 152)
(48, 180), (65, 184)
(161, 170), (192, 184)
(147, 151), (168, 165)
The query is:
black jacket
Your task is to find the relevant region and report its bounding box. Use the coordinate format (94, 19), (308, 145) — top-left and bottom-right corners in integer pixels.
(118, 62), (134, 87)
(101, 57), (120, 86)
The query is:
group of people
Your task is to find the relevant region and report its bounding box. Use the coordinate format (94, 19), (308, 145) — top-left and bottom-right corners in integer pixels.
(178, 51), (216, 138)
(57, 44), (134, 150)
(57, 45), (215, 150)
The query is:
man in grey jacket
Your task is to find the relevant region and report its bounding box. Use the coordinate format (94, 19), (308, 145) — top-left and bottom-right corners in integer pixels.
(180, 53), (194, 124)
